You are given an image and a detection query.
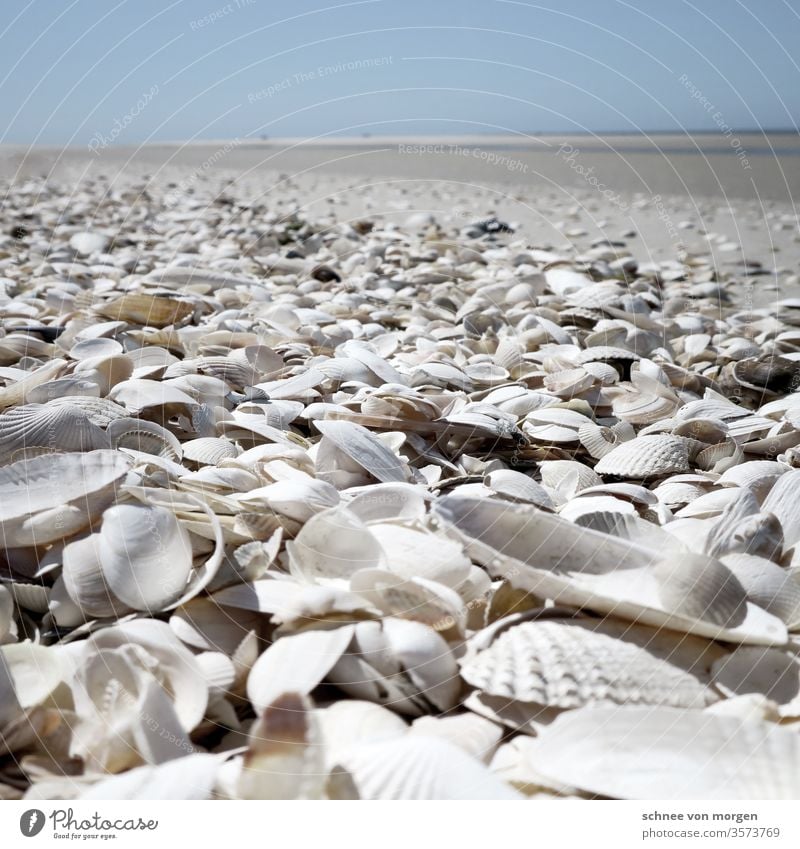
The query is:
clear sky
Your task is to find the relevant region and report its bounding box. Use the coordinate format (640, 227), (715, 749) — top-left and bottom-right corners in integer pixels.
(1, 0), (799, 145)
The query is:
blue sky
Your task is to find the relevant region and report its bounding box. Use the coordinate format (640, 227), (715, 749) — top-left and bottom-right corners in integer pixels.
(1, 0), (798, 144)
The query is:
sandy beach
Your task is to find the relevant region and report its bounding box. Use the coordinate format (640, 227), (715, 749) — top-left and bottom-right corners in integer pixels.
(3, 134), (798, 308)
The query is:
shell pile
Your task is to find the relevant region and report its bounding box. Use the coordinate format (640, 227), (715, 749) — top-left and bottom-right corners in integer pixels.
(2, 174), (800, 801)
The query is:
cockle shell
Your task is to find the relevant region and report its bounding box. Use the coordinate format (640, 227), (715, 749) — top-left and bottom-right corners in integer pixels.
(594, 434), (690, 478)
(460, 617), (719, 709)
(0, 403), (109, 461)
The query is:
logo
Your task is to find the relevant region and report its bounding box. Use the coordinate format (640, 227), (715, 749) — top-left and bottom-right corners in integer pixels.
(20, 810), (45, 837)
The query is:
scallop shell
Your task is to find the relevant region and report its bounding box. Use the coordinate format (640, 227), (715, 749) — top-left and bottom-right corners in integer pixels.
(594, 434), (690, 478)
(326, 618), (460, 716)
(721, 553), (800, 628)
(246, 625), (355, 715)
(460, 618), (718, 709)
(182, 437), (240, 466)
(337, 735), (521, 800)
(0, 403), (110, 462)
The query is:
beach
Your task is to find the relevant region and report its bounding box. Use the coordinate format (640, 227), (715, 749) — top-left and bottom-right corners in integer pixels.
(3, 133), (797, 308)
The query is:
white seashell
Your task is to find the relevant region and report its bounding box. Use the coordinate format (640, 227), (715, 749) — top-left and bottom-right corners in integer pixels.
(434, 495), (786, 645)
(107, 417), (182, 460)
(246, 625), (355, 714)
(367, 522), (472, 588)
(461, 618), (718, 709)
(182, 437), (240, 466)
(327, 618), (460, 715)
(314, 419), (410, 483)
(528, 705), (800, 799)
(238, 478), (340, 522)
(577, 420), (634, 459)
(86, 503), (194, 612)
(337, 734), (521, 800)
(721, 553), (800, 628)
(0, 449), (128, 546)
(484, 469), (554, 509)
(79, 753), (225, 800)
(287, 506), (385, 586)
(0, 403), (109, 461)
(595, 434), (689, 478)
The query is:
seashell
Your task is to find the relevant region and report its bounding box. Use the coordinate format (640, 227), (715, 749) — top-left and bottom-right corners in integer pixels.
(0, 358), (67, 410)
(343, 483), (427, 524)
(351, 569), (466, 634)
(315, 419), (409, 483)
(238, 478), (340, 522)
(762, 469), (800, 549)
(367, 522), (472, 588)
(484, 469), (554, 509)
(410, 713), (503, 763)
(96, 294), (194, 327)
(337, 734), (521, 800)
(538, 460), (603, 501)
(182, 436), (240, 467)
(433, 495), (786, 645)
(44, 395), (129, 427)
(460, 617), (718, 709)
(595, 434), (689, 478)
(0, 402), (109, 462)
(706, 494), (784, 562)
(287, 505), (385, 586)
(721, 553), (800, 628)
(528, 705), (800, 799)
(542, 368), (594, 398)
(326, 618), (461, 716)
(577, 420), (634, 459)
(79, 753), (226, 800)
(247, 626), (355, 715)
(107, 417), (182, 461)
(67, 503), (194, 613)
(0, 449), (129, 546)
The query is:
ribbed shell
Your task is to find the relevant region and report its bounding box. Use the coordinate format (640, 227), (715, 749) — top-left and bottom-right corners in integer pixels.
(595, 434), (690, 478)
(107, 417), (182, 461)
(182, 437), (240, 466)
(460, 619), (716, 709)
(0, 403), (110, 462)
